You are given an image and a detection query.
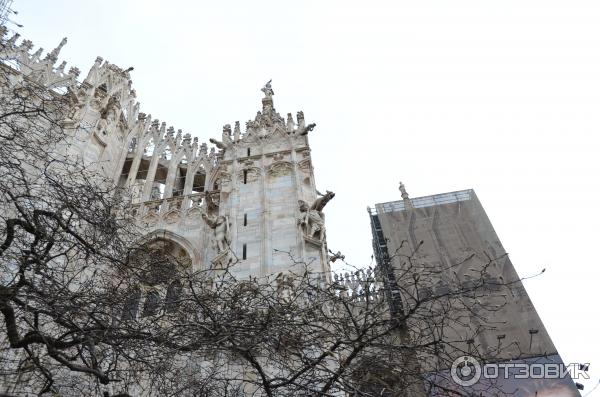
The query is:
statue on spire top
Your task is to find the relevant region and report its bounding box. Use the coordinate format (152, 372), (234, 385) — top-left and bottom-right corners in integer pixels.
(261, 79), (274, 99)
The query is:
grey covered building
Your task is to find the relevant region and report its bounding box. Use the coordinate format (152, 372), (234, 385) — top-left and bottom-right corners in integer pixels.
(369, 185), (581, 396)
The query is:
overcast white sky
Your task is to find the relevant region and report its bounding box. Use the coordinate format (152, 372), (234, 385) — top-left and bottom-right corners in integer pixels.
(12, 0), (600, 391)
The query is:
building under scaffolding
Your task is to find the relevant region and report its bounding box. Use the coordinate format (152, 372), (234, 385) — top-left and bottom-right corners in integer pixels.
(368, 185), (581, 396)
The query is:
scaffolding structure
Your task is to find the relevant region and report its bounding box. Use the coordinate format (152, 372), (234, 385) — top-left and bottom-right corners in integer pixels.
(368, 207), (404, 320)
(0, 0), (16, 27)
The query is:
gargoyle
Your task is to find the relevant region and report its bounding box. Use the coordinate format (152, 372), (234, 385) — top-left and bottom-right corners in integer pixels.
(299, 123), (316, 136)
(311, 190), (335, 212)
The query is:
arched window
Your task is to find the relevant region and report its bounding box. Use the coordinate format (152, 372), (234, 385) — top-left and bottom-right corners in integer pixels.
(124, 237), (191, 318)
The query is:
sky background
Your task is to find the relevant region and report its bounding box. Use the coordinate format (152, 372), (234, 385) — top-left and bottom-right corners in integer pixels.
(10, 0), (600, 392)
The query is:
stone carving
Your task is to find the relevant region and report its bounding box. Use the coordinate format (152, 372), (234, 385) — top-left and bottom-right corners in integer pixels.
(293, 111), (316, 135)
(299, 123), (316, 136)
(241, 83), (287, 140)
(261, 79), (274, 99)
(164, 210), (180, 224)
(298, 200), (325, 241)
(311, 190), (335, 212)
(202, 213), (231, 254)
(142, 213), (159, 226)
(328, 250), (345, 263)
(298, 158), (311, 171)
(209, 138), (225, 149)
(271, 152), (286, 162)
(0, 32), (80, 91)
(298, 190), (335, 242)
(205, 191), (220, 213)
(166, 196), (184, 212)
(187, 194), (202, 209)
(399, 181), (409, 199)
(297, 111), (305, 130)
(267, 162), (292, 178)
(222, 124), (233, 143)
(63, 86), (91, 125)
(218, 172), (232, 192)
(286, 113), (294, 132)
(94, 95), (120, 138)
(275, 273), (295, 300)
(150, 185), (162, 201)
(0, 27), (338, 288)
(130, 181), (144, 204)
(233, 121), (241, 142)
(209, 124), (234, 151)
(238, 167), (260, 184)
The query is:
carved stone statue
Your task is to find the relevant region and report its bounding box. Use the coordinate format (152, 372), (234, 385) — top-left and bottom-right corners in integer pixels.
(202, 213), (230, 253)
(261, 79), (274, 99)
(294, 111), (316, 135)
(286, 113), (294, 132)
(205, 190), (220, 213)
(298, 190), (335, 242)
(296, 111), (305, 130)
(298, 200), (325, 241)
(63, 89), (85, 124)
(94, 95), (120, 137)
(222, 124), (233, 145)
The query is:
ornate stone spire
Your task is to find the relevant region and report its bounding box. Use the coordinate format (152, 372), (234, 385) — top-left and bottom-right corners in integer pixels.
(240, 81), (286, 140)
(44, 37), (67, 64)
(233, 121), (241, 142)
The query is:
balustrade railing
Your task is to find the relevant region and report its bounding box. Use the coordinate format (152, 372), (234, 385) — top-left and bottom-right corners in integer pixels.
(128, 192), (206, 222)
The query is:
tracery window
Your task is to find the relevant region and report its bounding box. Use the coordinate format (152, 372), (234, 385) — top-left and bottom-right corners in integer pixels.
(121, 238), (191, 321)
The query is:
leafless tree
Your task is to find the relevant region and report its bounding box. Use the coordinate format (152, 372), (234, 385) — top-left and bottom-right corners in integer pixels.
(0, 48), (148, 396)
(0, 34), (528, 397)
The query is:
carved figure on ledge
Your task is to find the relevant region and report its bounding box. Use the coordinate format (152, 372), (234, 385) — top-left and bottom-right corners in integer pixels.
(298, 190), (335, 241)
(299, 200), (324, 241)
(202, 213), (231, 254)
(94, 95), (120, 137)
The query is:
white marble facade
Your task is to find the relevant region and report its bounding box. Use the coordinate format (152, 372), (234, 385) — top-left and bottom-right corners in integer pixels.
(0, 28), (332, 280)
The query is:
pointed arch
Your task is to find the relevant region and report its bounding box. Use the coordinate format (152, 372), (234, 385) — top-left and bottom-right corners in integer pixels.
(136, 229), (197, 269)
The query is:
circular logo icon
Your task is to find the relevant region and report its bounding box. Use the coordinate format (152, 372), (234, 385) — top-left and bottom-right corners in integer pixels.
(451, 355), (482, 387)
